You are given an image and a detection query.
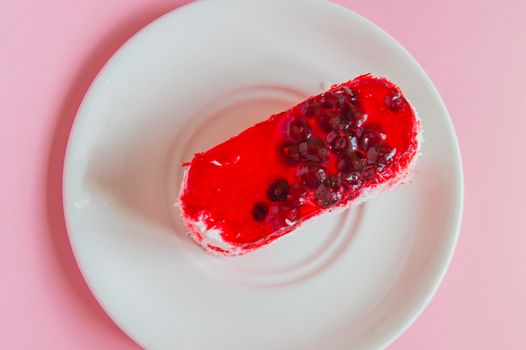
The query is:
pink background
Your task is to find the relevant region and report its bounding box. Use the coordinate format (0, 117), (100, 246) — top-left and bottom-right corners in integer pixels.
(1, 0), (525, 348)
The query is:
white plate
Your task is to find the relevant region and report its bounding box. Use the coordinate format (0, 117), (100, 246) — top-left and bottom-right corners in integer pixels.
(63, 1), (463, 349)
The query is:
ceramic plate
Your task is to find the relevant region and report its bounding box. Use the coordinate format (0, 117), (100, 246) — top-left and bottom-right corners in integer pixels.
(63, 1), (463, 349)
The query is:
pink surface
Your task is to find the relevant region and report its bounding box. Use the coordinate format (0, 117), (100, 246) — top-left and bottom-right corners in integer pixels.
(1, 0), (524, 348)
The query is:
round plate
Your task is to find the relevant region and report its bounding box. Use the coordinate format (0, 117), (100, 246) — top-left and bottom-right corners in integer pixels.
(63, 1), (463, 349)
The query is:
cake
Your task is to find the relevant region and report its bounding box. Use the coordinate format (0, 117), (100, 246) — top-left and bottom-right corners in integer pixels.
(179, 74), (421, 256)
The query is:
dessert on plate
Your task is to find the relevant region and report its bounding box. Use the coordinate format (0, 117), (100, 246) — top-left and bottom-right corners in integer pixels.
(179, 74), (421, 256)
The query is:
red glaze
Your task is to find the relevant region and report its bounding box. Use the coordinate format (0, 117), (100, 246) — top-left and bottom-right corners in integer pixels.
(179, 74), (420, 255)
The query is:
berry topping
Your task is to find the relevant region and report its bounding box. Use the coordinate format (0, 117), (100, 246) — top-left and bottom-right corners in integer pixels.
(339, 104), (358, 126)
(318, 111), (342, 132)
(252, 202), (269, 222)
(267, 178), (290, 202)
(279, 143), (301, 164)
(333, 85), (357, 104)
(320, 93), (338, 109)
(385, 91), (406, 111)
(298, 137), (329, 163)
(314, 186), (342, 207)
(286, 118), (312, 142)
(297, 163), (327, 189)
(324, 174), (342, 191)
(360, 128), (386, 150)
(328, 134), (348, 154)
(301, 101), (319, 118)
(340, 150), (367, 173)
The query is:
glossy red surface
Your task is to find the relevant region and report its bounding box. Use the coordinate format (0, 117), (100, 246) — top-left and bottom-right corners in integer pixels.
(180, 74), (420, 254)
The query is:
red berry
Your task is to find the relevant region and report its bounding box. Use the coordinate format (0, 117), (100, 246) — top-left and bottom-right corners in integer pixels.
(297, 164), (327, 189)
(252, 202), (269, 221)
(279, 143), (301, 164)
(267, 178), (290, 202)
(286, 118), (312, 142)
(314, 186), (342, 207)
(299, 137), (329, 163)
(385, 91), (406, 111)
